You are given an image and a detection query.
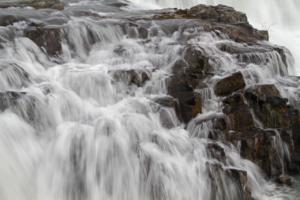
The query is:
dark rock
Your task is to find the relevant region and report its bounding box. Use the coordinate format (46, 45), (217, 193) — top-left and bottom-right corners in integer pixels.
(0, 62), (31, 88)
(0, 91), (25, 111)
(244, 84), (297, 129)
(226, 128), (286, 177)
(189, 4), (248, 24)
(276, 175), (292, 186)
(153, 95), (181, 128)
(24, 26), (63, 57)
(159, 108), (177, 129)
(0, 0), (64, 10)
(183, 45), (212, 76)
(112, 69), (151, 87)
(207, 163), (253, 200)
(0, 15), (27, 26)
(214, 72), (246, 97)
(167, 59), (203, 123)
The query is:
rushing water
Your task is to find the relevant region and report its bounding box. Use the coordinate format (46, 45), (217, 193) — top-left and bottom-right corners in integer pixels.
(129, 0), (300, 75)
(0, 0), (300, 200)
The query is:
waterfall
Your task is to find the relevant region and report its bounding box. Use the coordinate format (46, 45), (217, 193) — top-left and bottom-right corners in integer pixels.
(0, 0), (300, 200)
(129, 0), (300, 75)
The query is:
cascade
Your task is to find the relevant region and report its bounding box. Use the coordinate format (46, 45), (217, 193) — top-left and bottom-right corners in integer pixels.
(0, 0), (299, 200)
(129, 0), (300, 74)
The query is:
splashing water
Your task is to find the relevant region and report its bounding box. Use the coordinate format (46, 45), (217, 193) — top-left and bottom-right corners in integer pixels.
(0, 1), (299, 200)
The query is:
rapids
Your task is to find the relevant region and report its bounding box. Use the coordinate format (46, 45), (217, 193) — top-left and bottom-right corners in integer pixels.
(0, 0), (300, 200)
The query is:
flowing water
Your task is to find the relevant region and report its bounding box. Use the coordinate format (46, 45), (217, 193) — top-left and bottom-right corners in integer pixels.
(0, 0), (300, 200)
(129, 0), (300, 75)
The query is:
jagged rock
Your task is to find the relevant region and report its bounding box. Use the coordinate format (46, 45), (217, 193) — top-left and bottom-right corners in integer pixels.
(24, 26), (63, 57)
(214, 72), (246, 97)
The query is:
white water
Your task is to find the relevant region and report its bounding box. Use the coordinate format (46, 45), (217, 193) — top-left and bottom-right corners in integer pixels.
(130, 0), (300, 75)
(0, 1), (300, 200)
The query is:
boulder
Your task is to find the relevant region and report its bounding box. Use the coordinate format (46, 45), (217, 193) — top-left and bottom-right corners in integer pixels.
(214, 72), (246, 97)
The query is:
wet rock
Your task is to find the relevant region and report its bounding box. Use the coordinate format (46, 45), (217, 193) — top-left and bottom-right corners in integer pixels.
(153, 95), (178, 108)
(183, 45), (212, 76)
(207, 143), (226, 162)
(24, 26), (63, 57)
(159, 108), (177, 129)
(0, 15), (27, 26)
(226, 128), (286, 177)
(207, 163), (253, 200)
(189, 4), (248, 24)
(0, 0), (64, 10)
(153, 95), (181, 128)
(205, 24), (269, 43)
(153, 4), (268, 43)
(276, 175), (292, 186)
(112, 69), (151, 87)
(0, 91), (25, 111)
(223, 93), (254, 131)
(167, 60), (203, 123)
(214, 72), (246, 97)
(154, 4), (248, 24)
(244, 84), (297, 129)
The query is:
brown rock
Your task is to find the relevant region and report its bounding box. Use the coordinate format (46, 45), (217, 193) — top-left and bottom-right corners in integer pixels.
(214, 72), (246, 97)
